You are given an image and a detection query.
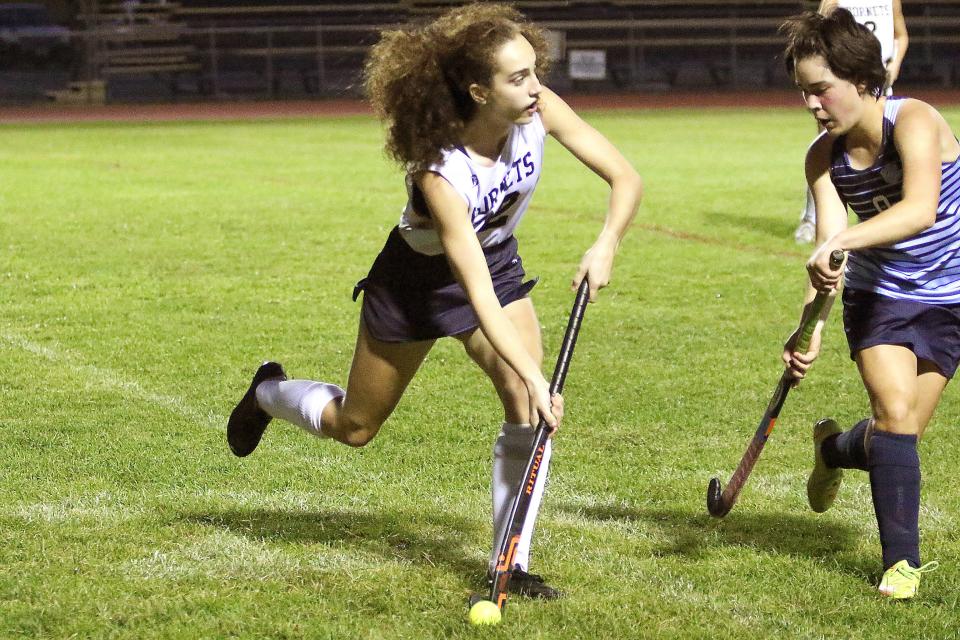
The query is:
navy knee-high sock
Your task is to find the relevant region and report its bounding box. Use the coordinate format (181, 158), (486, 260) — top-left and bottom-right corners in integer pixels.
(868, 430), (921, 570)
(822, 418), (870, 470)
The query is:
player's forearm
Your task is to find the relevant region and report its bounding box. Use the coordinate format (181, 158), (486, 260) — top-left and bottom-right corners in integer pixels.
(891, 1), (908, 73)
(889, 35), (908, 72)
(438, 225), (543, 383)
(831, 201), (935, 251)
(472, 292), (542, 381)
(600, 170), (643, 246)
(894, 35), (908, 60)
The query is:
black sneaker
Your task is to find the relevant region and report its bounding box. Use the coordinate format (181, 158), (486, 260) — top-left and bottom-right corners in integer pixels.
(227, 361), (286, 457)
(507, 567), (561, 600)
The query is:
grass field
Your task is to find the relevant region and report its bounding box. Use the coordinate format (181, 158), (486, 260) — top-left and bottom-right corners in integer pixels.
(3, 103), (960, 639)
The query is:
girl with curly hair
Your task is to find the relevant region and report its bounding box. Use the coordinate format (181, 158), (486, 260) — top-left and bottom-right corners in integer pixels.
(226, 3), (642, 598)
(781, 8), (955, 598)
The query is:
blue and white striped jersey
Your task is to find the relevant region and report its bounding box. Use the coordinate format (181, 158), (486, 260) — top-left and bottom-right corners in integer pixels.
(831, 97), (960, 304)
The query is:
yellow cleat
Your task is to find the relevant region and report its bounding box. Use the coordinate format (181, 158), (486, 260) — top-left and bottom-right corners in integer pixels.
(807, 418), (843, 513)
(878, 560), (939, 600)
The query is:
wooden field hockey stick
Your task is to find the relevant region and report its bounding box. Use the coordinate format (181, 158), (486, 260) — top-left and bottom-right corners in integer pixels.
(480, 278), (590, 613)
(706, 250), (844, 518)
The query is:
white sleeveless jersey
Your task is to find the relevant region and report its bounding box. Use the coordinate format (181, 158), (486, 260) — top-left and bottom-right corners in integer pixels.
(837, 0), (896, 64)
(398, 113), (546, 256)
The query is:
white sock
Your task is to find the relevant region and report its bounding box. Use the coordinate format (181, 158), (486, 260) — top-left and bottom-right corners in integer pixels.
(489, 422), (553, 574)
(255, 379), (345, 438)
(801, 186), (816, 224)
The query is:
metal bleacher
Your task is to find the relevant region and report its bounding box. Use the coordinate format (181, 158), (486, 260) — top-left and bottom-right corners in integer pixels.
(161, 0), (815, 97)
(78, 1), (199, 77)
(62, 0), (960, 102)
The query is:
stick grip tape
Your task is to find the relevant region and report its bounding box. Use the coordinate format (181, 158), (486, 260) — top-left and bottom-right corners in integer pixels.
(795, 249), (844, 352)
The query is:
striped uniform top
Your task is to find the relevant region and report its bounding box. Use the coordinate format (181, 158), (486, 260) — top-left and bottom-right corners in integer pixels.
(831, 97), (960, 304)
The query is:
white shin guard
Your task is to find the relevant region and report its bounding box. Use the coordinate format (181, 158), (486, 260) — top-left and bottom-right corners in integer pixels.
(489, 422), (552, 574)
(255, 379), (345, 438)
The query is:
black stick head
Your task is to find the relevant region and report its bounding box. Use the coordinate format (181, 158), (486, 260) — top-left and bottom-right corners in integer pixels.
(706, 477), (730, 518)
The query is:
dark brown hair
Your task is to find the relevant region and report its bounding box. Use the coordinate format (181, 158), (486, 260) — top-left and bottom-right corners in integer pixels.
(364, 3), (550, 173)
(780, 8), (886, 98)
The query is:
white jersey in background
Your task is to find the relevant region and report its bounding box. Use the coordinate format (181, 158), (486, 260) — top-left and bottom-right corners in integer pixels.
(399, 113), (546, 256)
(837, 0), (896, 63)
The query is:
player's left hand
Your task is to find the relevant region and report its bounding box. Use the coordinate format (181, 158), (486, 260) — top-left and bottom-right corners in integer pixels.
(546, 393), (564, 437)
(782, 326), (822, 383)
(573, 234), (617, 301)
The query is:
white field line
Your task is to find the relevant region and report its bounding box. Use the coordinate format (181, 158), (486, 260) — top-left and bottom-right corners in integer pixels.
(0, 329), (220, 429)
(15, 491), (148, 524)
(126, 530), (392, 580)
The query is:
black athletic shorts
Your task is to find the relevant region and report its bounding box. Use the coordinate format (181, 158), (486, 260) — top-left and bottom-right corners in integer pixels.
(353, 226), (537, 343)
(843, 287), (960, 378)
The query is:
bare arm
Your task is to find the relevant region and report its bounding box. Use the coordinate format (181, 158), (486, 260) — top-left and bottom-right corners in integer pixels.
(783, 133), (845, 379)
(817, 0), (838, 14)
(887, 0), (909, 87)
(538, 87), (643, 300)
(806, 132), (849, 291)
(418, 171), (556, 428)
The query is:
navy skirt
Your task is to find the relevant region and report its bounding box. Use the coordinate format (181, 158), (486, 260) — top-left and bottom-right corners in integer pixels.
(843, 287), (960, 378)
(353, 226), (537, 343)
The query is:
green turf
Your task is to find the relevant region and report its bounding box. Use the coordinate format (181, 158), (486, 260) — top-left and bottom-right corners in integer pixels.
(2, 104), (959, 638)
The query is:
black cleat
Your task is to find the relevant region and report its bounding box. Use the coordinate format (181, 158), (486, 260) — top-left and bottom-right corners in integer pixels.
(227, 361), (286, 457)
(507, 567), (561, 600)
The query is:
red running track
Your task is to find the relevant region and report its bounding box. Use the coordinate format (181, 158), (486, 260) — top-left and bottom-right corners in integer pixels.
(4, 89), (960, 124)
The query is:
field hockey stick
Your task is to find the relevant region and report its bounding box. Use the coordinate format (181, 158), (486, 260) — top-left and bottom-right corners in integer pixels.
(706, 249), (844, 518)
(477, 277), (590, 613)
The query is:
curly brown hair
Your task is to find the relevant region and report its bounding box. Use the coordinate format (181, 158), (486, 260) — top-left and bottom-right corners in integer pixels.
(364, 3), (551, 173)
(781, 9), (886, 98)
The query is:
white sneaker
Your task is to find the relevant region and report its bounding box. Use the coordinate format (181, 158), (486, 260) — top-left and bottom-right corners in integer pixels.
(794, 220), (815, 244)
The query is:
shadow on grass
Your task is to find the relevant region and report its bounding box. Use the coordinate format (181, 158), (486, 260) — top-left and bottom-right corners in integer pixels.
(704, 210), (797, 241)
(183, 506), (487, 587)
(560, 503), (873, 574)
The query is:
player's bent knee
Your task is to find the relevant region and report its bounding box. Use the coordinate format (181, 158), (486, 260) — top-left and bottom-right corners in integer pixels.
(335, 415), (384, 447)
(341, 424), (380, 447)
(343, 430), (378, 447)
(872, 401), (917, 433)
